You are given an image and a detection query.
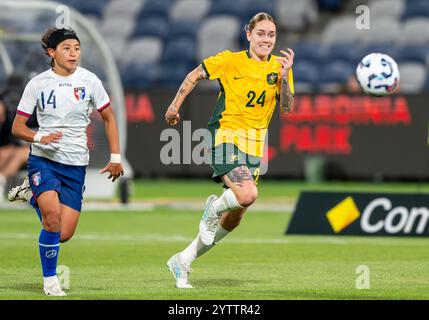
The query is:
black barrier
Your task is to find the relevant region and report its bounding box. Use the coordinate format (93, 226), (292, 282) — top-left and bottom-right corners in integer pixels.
(125, 90), (429, 180)
(287, 191), (429, 236)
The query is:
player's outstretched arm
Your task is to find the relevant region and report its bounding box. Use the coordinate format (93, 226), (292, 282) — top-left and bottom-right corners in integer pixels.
(99, 107), (124, 182)
(277, 49), (295, 115)
(165, 64), (208, 126)
(12, 114), (62, 144)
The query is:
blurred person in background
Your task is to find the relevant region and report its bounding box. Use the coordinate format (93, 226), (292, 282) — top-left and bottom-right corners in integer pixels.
(164, 12), (295, 289)
(9, 27), (124, 296)
(0, 77), (30, 202)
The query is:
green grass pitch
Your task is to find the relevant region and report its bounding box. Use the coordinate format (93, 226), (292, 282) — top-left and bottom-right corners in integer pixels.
(1, 179), (429, 299)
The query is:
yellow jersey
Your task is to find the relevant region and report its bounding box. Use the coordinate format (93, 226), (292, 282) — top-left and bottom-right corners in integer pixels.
(202, 50), (294, 157)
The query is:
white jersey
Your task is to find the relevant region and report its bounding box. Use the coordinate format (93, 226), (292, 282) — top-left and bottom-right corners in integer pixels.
(17, 67), (110, 166)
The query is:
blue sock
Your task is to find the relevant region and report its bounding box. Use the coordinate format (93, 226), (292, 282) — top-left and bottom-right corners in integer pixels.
(39, 229), (60, 277)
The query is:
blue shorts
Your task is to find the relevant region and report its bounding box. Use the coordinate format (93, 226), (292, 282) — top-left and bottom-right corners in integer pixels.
(28, 154), (86, 213)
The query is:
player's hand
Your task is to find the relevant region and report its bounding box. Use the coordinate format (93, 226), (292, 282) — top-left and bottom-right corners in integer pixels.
(99, 162), (124, 182)
(165, 104), (180, 126)
(277, 48), (294, 78)
(41, 131), (63, 145)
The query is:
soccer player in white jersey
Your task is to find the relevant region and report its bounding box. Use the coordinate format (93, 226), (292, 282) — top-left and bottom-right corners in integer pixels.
(10, 27), (124, 296)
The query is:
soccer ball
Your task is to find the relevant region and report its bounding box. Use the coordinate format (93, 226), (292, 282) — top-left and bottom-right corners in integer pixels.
(356, 53), (400, 96)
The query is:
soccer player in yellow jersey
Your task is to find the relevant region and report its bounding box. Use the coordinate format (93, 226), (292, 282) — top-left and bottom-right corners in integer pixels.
(165, 12), (294, 288)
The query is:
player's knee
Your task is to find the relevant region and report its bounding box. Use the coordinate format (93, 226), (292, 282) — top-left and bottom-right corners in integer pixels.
(60, 232), (74, 243)
(236, 186), (258, 207)
(42, 210), (61, 231)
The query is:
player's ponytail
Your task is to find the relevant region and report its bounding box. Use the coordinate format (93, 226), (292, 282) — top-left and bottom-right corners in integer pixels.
(41, 27), (59, 68)
(244, 12), (277, 33)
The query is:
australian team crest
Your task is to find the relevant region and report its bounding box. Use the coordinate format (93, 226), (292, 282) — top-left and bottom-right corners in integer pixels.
(266, 72), (278, 85)
(74, 87), (86, 101)
(32, 171), (41, 187)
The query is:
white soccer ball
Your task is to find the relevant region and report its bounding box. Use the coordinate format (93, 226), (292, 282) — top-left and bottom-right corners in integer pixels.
(356, 53), (400, 96)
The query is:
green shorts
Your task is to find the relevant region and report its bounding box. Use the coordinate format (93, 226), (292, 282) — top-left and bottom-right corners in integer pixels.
(209, 143), (261, 184)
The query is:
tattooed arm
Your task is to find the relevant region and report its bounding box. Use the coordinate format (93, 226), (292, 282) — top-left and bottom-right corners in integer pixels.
(165, 65), (208, 126)
(280, 75), (294, 115)
(277, 49), (295, 115)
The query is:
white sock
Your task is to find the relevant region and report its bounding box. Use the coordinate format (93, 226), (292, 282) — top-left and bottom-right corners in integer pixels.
(179, 235), (209, 267)
(43, 275), (58, 288)
(180, 225), (230, 267)
(212, 188), (243, 216)
(214, 225), (229, 244)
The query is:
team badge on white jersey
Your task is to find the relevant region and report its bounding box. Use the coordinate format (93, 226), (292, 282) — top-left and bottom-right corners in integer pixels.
(74, 87), (86, 101)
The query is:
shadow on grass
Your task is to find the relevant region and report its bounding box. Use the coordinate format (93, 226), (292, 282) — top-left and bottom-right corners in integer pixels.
(0, 282), (41, 295)
(193, 278), (260, 288)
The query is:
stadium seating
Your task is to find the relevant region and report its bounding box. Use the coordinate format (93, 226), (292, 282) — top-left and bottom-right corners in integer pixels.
(292, 60), (320, 92)
(122, 37), (163, 66)
(396, 18), (429, 45)
(197, 15), (241, 61)
(132, 16), (169, 39)
(2, 0), (429, 93)
(137, 0), (172, 19)
(398, 62), (427, 93)
(321, 16), (362, 43)
(162, 37), (196, 65)
(317, 0), (342, 11)
(276, 0), (318, 31)
(238, 0), (275, 22)
(121, 62), (159, 89)
(322, 43), (362, 64)
(103, 0), (146, 20)
(402, 0), (429, 20)
(207, 0), (243, 18)
(168, 20), (200, 39)
(100, 16), (136, 40)
(169, 0), (212, 22)
(158, 62), (193, 88)
(395, 45), (429, 64)
(359, 17), (400, 44)
(320, 61), (354, 92)
(369, 0), (404, 18)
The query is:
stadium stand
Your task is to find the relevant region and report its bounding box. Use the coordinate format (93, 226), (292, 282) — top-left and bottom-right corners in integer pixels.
(276, 0), (319, 31)
(169, 0), (211, 22)
(1, 0), (429, 93)
(369, 0), (404, 18)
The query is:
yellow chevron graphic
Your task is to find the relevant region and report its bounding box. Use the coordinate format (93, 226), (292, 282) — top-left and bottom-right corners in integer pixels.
(326, 197), (361, 233)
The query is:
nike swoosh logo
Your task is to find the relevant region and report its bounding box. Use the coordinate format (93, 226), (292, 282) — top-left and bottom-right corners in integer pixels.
(234, 76), (244, 80)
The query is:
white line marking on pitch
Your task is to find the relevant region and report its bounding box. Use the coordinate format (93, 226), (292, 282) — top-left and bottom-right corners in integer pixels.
(1, 233), (429, 246)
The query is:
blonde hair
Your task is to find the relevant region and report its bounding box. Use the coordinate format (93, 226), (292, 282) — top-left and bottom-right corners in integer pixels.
(244, 12), (276, 33)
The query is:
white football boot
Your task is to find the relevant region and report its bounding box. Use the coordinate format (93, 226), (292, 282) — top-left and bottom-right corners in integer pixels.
(199, 195), (219, 246)
(8, 176), (32, 202)
(166, 253), (193, 289)
(43, 277), (67, 297)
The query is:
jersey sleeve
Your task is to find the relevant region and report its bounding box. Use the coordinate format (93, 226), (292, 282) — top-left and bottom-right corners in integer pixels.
(16, 80), (37, 117)
(201, 50), (231, 80)
(91, 77), (111, 112)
